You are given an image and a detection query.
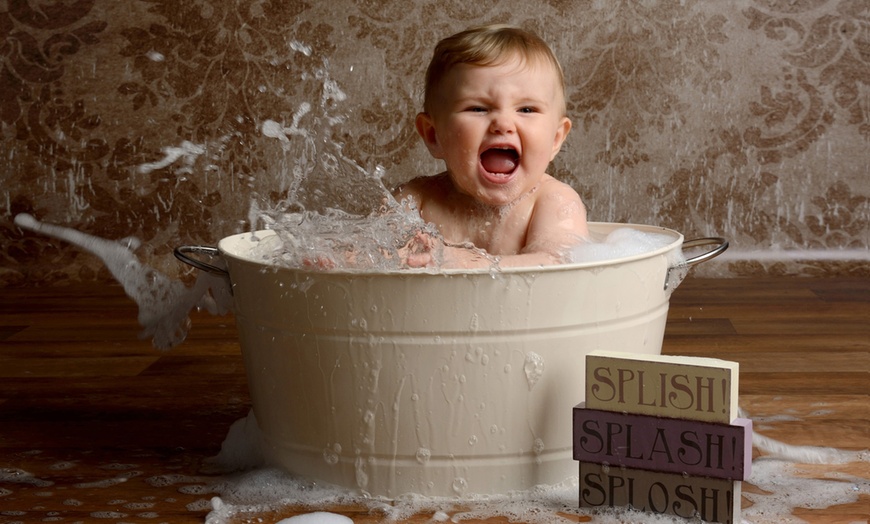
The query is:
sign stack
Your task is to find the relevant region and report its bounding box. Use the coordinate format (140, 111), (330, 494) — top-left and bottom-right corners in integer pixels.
(574, 350), (752, 524)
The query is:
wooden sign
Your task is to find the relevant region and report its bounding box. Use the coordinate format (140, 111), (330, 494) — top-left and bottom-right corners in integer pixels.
(573, 404), (752, 480)
(579, 461), (741, 524)
(585, 351), (739, 424)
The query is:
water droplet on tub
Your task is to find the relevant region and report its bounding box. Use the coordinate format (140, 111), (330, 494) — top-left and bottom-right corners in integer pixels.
(469, 313), (479, 331)
(354, 457), (368, 489)
(416, 448), (431, 464)
(523, 352), (544, 390)
(323, 448), (339, 465)
(533, 438), (545, 455)
(452, 477), (468, 495)
(468, 435), (478, 446)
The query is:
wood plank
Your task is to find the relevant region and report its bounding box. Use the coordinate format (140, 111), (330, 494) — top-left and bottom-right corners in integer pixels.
(0, 356), (158, 378)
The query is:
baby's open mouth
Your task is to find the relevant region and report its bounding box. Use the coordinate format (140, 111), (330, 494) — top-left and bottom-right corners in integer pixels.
(480, 147), (519, 175)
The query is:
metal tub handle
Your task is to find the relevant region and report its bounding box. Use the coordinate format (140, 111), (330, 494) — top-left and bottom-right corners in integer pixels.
(665, 237), (728, 290)
(683, 237), (729, 267)
(174, 245), (229, 277)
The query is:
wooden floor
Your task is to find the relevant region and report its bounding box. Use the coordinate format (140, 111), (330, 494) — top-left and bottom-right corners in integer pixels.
(0, 277), (867, 523)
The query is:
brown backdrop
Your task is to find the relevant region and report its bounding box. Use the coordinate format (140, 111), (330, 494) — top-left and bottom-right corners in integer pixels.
(2, 0), (868, 286)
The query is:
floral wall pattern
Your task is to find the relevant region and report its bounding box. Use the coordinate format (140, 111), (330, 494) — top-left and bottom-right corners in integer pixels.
(2, 0), (868, 285)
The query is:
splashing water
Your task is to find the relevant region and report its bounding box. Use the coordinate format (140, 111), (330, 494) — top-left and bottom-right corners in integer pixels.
(11, 49), (691, 347)
(251, 205), (439, 271)
(12, 213), (232, 349)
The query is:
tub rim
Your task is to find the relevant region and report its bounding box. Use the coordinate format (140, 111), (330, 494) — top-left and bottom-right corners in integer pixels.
(175, 222), (727, 277)
(220, 222), (681, 275)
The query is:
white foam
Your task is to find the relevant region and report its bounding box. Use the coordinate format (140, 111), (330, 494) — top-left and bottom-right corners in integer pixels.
(569, 227), (678, 264)
(276, 513), (352, 524)
(570, 227), (687, 291)
(206, 409), (265, 472)
(753, 432), (860, 464)
(200, 410), (870, 524)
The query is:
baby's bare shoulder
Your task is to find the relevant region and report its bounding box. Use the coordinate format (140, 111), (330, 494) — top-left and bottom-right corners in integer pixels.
(535, 175), (583, 204)
(529, 175), (587, 237)
(394, 173), (450, 204)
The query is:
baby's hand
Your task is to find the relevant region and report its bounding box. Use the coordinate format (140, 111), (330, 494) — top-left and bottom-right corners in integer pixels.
(399, 231), (439, 268)
(302, 253), (338, 270)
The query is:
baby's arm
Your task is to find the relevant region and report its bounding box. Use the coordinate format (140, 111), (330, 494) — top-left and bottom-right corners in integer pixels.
(514, 178), (588, 264)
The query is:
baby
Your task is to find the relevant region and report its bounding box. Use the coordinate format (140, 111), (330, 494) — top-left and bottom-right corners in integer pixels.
(395, 24), (588, 269)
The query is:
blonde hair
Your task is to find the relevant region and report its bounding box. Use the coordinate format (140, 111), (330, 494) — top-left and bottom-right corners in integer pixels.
(422, 24), (567, 114)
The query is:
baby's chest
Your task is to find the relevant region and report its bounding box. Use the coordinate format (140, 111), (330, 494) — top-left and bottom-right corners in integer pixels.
(431, 208), (531, 255)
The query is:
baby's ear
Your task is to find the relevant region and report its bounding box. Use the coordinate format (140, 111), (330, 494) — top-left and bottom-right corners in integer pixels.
(415, 112), (444, 159)
(550, 116), (572, 160)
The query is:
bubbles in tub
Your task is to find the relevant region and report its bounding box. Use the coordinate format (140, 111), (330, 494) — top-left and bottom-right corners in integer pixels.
(570, 227), (688, 291)
(570, 227), (676, 263)
(523, 352), (545, 391)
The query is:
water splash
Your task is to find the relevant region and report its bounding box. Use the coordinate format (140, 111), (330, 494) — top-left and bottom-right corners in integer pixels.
(13, 213), (232, 349)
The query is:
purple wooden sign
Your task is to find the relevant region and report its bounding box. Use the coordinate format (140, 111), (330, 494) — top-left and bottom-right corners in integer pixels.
(574, 403), (752, 480)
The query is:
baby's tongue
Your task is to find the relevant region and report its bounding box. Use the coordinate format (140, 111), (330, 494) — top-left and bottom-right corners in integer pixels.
(480, 149), (518, 174)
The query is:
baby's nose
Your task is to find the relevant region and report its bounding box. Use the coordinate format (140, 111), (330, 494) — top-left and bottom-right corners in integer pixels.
(489, 113), (515, 134)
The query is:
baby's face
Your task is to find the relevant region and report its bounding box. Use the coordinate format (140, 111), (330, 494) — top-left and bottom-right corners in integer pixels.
(418, 54), (571, 207)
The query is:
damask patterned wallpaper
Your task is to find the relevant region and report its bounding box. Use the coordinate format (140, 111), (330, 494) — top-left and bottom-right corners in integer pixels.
(2, 0), (868, 285)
